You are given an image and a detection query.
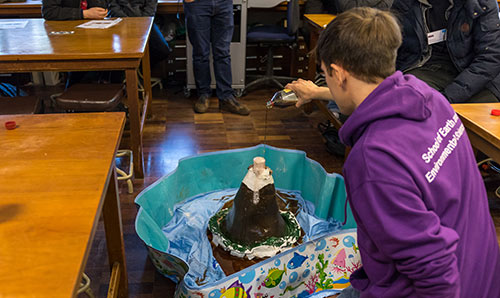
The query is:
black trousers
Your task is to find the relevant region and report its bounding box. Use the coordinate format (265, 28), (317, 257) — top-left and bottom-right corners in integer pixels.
(405, 62), (499, 103)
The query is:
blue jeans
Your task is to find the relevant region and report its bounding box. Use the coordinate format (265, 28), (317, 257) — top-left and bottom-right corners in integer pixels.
(184, 0), (234, 100)
(149, 23), (171, 66)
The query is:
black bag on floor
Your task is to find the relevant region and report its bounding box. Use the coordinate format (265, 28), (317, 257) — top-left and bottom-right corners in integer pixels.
(0, 82), (27, 97)
(318, 121), (346, 157)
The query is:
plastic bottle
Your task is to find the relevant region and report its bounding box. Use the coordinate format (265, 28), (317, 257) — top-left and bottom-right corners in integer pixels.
(266, 89), (298, 109)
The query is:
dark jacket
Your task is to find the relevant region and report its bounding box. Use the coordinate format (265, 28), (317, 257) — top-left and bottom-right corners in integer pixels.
(108, 0), (157, 17)
(42, 0), (107, 20)
(392, 0), (500, 102)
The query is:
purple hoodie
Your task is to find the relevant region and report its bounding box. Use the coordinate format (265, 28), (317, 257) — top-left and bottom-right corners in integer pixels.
(339, 71), (500, 298)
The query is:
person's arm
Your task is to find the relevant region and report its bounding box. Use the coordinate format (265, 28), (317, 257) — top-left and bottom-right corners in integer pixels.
(285, 79), (334, 107)
(84, 0), (108, 18)
(347, 179), (460, 297)
(335, 0), (394, 12)
(42, 0), (82, 20)
(444, 2), (500, 102)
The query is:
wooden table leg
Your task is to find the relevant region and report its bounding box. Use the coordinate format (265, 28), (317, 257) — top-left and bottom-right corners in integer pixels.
(103, 167), (129, 298)
(125, 68), (144, 178)
(142, 43), (153, 118)
(307, 24), (320, 81)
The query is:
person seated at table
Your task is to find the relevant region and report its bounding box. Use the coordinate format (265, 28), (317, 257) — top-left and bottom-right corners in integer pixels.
(108, 0), (171, 66)
(393, 0), (500, 103)
(295, 7), (500, 297)
(42, 0), (122, 88)
(295, 0), (500, 126)
(42, 0), (108, 20)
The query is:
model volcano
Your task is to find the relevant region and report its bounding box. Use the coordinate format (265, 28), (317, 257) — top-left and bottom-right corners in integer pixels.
(208, 157), (301, 259)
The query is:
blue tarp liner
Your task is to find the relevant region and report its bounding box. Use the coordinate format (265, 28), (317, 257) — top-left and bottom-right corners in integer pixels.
(161, 188), (344, 288)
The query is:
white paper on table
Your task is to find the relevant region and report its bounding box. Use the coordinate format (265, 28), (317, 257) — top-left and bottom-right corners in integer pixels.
(76, 18), (122, 29)
(0, 20), (29, 29)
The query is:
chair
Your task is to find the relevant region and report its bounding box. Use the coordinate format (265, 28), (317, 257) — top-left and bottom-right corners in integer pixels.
(116, 149), (134, 194)
(51, 84), (124, 112)
(244, 0), (300, 93)
(51, 84), (134, 194)
(0, 96), (41, 115)
(77, 272), (95, 298)
(138, 69), (163, 100)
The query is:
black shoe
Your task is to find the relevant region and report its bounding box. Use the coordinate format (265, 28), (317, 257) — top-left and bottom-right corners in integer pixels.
(194, 95), (210, 113)
(220, 97), (250, 115)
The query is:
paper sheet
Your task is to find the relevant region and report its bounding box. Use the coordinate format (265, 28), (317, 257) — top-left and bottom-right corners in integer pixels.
(76, 18), (122, 29)
(0, 20), (28, 29)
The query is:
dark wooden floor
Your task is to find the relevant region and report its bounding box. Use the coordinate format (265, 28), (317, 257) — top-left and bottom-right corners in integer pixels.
(81, 86), (500, 297)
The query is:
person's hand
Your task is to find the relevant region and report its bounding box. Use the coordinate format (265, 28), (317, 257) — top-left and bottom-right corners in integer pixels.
(285, 79), (320, 108)
(83, 7), (108, 19)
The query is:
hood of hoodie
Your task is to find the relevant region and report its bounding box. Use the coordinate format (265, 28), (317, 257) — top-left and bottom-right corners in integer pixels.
(339, 71), (434, 147)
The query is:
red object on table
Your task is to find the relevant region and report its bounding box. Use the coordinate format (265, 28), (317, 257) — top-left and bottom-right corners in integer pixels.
(491, 109), (500, 116)
(5, 121), (16, 130)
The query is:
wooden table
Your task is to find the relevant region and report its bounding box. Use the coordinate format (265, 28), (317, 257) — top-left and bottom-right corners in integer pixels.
(452, 103), (500, 163)
(304, 14), (335, 81)
(0, 112), (128, 297)
(0, 17), (152, 178)
(0, 0), (41, 17)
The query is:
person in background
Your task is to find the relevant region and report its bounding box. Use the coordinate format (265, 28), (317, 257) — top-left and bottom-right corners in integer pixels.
(393, 0), (500, 103)
(108, 0), (171, 66)
(297, 7), (500, 298)
(42, 0), (107, 20)
(183, 0), (250, 115)
(299, 0), (500, 104)
(42, 0), (117, 88)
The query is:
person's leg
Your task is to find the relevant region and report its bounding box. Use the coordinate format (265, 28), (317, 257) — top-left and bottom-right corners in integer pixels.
(148, 23), (171, 66)
(405, 63), (455, 93)
(211, 0), (250, 115)
(184, 0), (212, 99)
(406, 63), (499, 103)
(462, 88), (499, 103)
(211, 0), (233, 100)
(66, 71), (88, 89)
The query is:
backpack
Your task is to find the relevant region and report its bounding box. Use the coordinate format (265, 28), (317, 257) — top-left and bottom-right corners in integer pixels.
(318, 121), (346, 157)
(0, 82), (27, 97)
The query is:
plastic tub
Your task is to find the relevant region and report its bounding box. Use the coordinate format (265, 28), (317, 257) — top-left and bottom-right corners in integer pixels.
(135, 145), (360, 298)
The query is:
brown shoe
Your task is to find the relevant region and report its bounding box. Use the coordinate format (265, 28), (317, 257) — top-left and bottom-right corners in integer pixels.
(220, 97), (250, 115)
(194, 95), (210, 113)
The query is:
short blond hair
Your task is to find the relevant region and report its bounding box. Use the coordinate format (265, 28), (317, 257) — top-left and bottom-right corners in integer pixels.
(316, 7), (402, 83)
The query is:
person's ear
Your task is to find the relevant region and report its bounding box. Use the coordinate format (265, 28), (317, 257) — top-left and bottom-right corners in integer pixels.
(330, 63), (347, 89)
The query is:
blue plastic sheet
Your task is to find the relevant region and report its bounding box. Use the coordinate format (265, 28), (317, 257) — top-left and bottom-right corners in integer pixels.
(161, 188), (343, 289)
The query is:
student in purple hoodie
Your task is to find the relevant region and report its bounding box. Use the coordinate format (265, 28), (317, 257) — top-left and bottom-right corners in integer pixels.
(291, 7), (500, 298)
